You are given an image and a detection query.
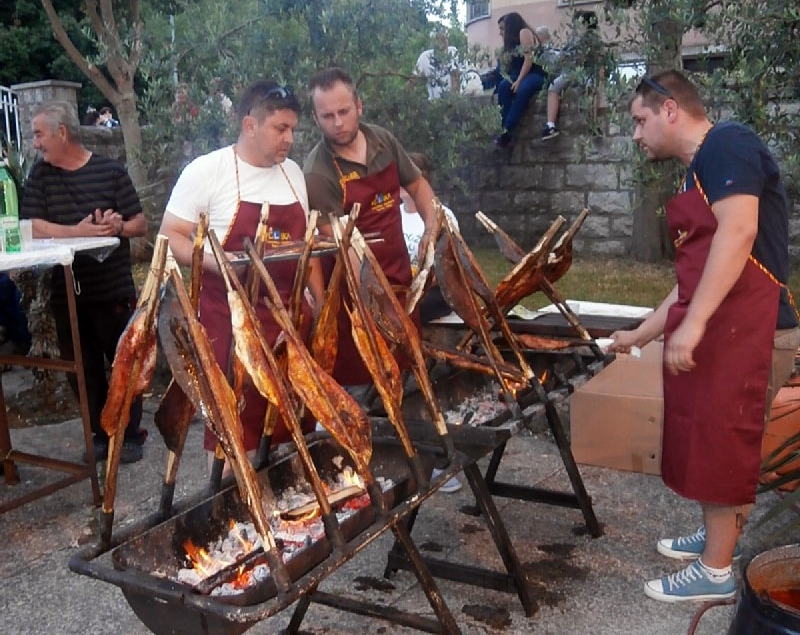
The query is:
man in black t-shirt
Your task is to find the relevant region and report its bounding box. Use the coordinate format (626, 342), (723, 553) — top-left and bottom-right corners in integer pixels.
(21, 101), (148, 464)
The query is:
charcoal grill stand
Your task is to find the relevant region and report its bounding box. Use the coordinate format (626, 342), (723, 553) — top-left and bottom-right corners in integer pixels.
(484, 380), (602, 538)
(0, 240), (117, 513)
(382, 420), (539, 616)
(71, 435), (516, 635)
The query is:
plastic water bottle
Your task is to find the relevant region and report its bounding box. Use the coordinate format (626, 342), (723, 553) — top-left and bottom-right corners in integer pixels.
(0, 163), (20, 252)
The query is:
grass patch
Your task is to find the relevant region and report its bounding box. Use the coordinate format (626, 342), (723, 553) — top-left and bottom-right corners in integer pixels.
(134, 250), (800, 312)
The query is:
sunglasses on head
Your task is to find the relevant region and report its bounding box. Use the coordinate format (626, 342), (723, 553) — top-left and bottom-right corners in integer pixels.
(264, 85), (293, 100)
(246, 85), (294, 115)
(638, 76), (672, 97)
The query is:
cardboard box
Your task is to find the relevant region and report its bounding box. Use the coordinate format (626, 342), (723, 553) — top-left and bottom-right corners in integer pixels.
(570, 341), (664, 475)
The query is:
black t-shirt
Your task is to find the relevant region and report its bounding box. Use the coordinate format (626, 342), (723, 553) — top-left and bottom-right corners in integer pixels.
(21, 154), (140, 306)
(687, 121), (798, 329)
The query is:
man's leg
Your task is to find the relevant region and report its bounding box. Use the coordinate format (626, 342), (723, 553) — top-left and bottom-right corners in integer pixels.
(701, 503), (749, 568)
(52, 302), (108, 439)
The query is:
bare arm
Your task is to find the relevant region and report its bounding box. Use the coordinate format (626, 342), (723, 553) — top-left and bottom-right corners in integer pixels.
(159, 211), (218, 272)
(609, 284), (677, 352)
(404, 176), (438, 261)
(664, 193), (758, 374)
(512, 28), (536, 91)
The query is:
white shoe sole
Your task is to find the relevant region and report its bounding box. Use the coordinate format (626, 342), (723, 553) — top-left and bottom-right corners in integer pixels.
(643, 580), (736, 603)
(656, 540), (742, 561)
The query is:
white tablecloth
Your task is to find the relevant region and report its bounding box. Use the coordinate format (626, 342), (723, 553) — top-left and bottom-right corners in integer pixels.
(0, 237), (119, 273)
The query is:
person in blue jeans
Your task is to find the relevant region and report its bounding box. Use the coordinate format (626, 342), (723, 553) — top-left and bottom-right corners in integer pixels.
(485, 12), (547, 148)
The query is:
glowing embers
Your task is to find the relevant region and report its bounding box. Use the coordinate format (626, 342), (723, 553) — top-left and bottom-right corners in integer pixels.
(174, 467), (392, 596)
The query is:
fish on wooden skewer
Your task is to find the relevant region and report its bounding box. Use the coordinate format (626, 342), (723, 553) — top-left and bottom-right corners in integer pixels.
(422, 341), (528, 386)
(330, 217), (429, 491)
(160, 266), (292, 592)
(256, 210), (320, 467)
(475, 211), (526, 264)
(100, 236), (169, 546)
(444, 218), (544, 390)
(453, 215), (564, 355)
(434, 220), (523, 413)
(406, 199), (445, 316)
(474, 209), (601, 352)
(242, 237), (386, 512)
(154, 215), (208, 520)
(342, 222), (456, 465)
(310, 204), (361, 375)
(207, 229), (347, 547)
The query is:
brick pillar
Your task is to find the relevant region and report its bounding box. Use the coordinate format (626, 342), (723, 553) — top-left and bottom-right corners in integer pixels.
(10, 80), (82, 159)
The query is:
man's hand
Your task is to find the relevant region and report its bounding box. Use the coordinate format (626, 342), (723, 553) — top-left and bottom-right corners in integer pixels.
(664, 318), (704, 375)
(76, 211), (118, 237)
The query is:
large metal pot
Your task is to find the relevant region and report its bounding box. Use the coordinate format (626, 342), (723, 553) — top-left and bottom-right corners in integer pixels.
(728, 544), (800, 635)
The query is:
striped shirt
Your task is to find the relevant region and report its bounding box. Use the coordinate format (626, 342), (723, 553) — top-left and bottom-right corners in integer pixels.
(21, 154), (140, 305)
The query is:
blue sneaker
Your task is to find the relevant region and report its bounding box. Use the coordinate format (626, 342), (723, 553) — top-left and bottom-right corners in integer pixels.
(644, 560), (736, 603)
(431, 467), (462, 493)
(657, 526), (742, 561)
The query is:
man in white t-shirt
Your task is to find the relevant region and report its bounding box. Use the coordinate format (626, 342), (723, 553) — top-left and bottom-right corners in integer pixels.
(414, 28), (460, 100)
(159, 79), (324, 465)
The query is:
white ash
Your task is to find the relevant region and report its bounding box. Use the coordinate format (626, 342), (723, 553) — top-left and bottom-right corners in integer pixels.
(442, 384), (510, 427)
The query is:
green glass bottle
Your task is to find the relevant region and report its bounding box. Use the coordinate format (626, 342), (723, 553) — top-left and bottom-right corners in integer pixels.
(0, 163), (20, 252)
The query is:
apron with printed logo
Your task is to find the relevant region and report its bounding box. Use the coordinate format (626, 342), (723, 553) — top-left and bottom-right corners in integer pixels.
(662, 178), (779, 505)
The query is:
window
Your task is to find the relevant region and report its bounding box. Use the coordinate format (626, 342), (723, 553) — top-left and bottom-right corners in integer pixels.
(557, 0), (602, 7)
(466, 1), (490, 23)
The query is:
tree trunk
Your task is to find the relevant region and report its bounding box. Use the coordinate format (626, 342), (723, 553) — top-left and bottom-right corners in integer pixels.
(631, 4), (684, 262)
(114, 93), (145, 190)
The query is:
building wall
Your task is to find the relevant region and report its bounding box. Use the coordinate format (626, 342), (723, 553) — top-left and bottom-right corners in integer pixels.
(466, 0), (712, 60)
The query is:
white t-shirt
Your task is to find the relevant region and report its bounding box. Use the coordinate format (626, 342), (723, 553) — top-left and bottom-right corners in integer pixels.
(415, 46), (460, 100)
(401, 202), (458, 267)
(166, 145), (309, 251)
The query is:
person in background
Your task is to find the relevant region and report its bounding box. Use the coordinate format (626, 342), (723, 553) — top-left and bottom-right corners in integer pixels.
(206, 76), (233, 115)
(414, 26), (460, 100)
(304, 66), (437, 391)
(172, 82), (199, 124)
(487, 12), (547, 148)
(400, 152), (457, 324)
(82, 107), (100, 126)
(97, 106), (120, 128)
(0, 273), (31, 359)
(542, 11), (608, 140)
(21, 101), (148, 464)
(159, 80), (324, 469)
(610, 70), (800, 603)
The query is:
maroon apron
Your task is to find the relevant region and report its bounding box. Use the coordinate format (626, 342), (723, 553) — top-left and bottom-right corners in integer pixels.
(199, 199), (313, 451)
(330, 161), (419, 385)
(661, 180), (779, 505)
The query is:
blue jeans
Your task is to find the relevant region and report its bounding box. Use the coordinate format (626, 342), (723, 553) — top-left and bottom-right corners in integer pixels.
(497, 72), (545, 134)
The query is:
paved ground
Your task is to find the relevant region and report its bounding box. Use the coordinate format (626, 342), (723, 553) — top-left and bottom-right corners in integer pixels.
(0, 365), (796, 635)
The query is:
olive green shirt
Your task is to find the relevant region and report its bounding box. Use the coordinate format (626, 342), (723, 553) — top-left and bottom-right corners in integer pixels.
(303, 122), (421, 218)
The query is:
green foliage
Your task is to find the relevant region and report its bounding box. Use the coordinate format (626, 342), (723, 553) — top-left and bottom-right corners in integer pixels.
(0, 0), (104, 113)
(131, 0), (496, 197)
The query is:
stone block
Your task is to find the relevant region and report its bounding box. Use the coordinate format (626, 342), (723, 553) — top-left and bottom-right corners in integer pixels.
(565, 164), (618, 189)
(581, 214), (612, 238)
(551, 191), (587, 215)
(587, 191), (631, 215)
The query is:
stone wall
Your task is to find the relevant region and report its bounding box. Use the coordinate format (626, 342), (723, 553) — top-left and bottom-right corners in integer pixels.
(439, 93), (800, 262)
(439, 93), (641, 256)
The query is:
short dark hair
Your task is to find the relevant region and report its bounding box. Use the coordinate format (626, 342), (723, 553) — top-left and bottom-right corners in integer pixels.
(236, 79), (300, 122)
(99, 106), (113, 115)
(308, 67), (357, 99)
(634, 70), (706, 119)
